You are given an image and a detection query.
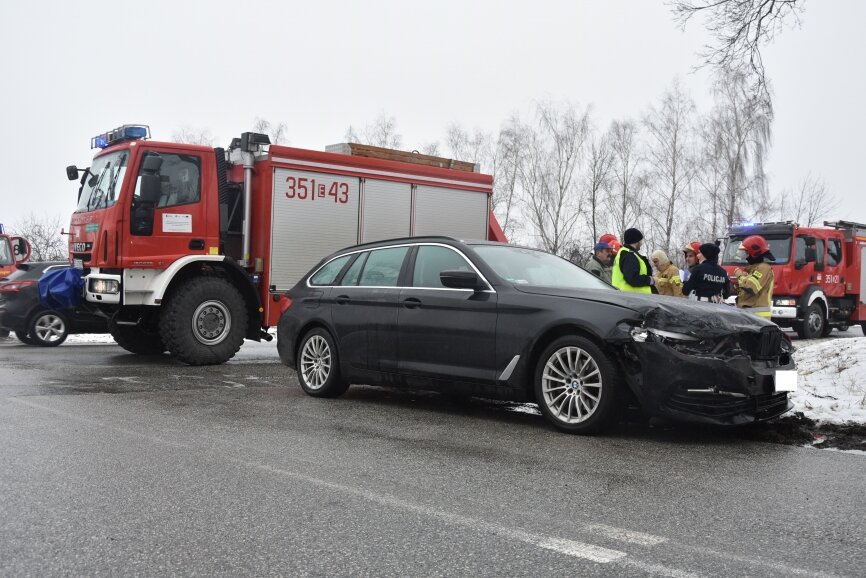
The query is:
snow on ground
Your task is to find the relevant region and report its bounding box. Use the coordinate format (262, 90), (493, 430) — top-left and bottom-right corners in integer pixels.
(792, 337), (866, 425)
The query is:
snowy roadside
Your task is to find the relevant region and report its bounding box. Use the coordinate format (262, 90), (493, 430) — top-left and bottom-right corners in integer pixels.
(791, 336), (866, 425)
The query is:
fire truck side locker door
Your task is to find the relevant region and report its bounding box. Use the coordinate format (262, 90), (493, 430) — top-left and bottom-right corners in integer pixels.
(413, 185), (489, 240)
(360, 179), (411, 243)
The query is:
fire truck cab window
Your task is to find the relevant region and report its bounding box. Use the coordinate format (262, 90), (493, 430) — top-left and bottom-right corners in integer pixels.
(828, 238), (843, 266)
(796, 236), (824, 269)
(134, 152), (201, 208)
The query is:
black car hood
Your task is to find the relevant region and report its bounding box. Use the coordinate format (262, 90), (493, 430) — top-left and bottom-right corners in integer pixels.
(513, 285), (775, 337)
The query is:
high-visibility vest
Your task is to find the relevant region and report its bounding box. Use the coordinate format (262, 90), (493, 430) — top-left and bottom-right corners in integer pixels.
(611, 246), (652, 294)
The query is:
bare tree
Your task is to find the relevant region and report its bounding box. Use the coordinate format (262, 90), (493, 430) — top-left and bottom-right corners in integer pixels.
(345, 113), (402, 149)
(444, 124), (492, 167)
(605, 120), (645, 240)
(581, 132), (615, 244)
(704, 67), (772, 229)
(778, 174), (840, 226)
(11, 213), (67, 261)
(490, 115), (528, 240)
(521, 102), (590, 256)
(672, 0), (804, 106)
(172, 126), (215, 146)
(419, 142), (441, 156)
(643, 81), (697, 255)
(252, 117), (289, 145)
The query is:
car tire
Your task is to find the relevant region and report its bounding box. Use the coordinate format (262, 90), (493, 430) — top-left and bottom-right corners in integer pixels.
(296, 328), (349, 398)
(15, 331), (34, 345)
(160, 277), (248, 366)
(534, 335), (621, 434)
(0, 328), (8, 339)
(109, 317), (166, 355)
(28, 310), (69, 347)
(795, 303), (825, 340)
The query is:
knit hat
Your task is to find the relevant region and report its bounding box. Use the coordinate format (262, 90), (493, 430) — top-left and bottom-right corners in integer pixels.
(650, 250), (670, 268)
(623, 228), (643, 245)
(699, 242), (721, 261)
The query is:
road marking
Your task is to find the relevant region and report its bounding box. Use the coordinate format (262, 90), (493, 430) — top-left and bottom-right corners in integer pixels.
(586, 523), (667, 546)
(7, 396), (840, 578)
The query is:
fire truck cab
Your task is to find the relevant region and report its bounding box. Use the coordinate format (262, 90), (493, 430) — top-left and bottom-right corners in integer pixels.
(722, 220), (866, 339)
(65, 125), (506, 365)
(0, 230), (32, 280)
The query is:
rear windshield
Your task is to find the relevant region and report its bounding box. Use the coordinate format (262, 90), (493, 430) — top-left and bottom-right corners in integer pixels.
(722, 235), (792, 265)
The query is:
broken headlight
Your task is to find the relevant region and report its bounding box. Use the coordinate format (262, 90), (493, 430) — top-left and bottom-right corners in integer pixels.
(630, 326), (699, 343)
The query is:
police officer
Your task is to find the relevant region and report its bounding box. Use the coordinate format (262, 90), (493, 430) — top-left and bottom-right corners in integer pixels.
(611, 228), (655, 293)
(733, 235), (775, 318)
(682, 243), (730, 302)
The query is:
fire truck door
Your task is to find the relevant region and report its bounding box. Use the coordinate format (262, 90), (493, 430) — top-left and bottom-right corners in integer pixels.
(127, 151), (209, 265)
(823, 236), (845, 298)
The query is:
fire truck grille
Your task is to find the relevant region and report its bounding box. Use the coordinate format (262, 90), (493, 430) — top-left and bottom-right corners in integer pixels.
(738, 327), (783, 360)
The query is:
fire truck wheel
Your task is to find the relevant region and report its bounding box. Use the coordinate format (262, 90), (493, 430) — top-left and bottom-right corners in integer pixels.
(296, 327), (349, 398)
(795, 302), (826, 340)
(161, 276), (248, 366)
(28, 310), (69, 347)
(15, 331), (34, 345)
(108, 318), (166, 355)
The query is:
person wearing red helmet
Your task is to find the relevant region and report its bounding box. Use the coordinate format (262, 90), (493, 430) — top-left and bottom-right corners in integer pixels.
(599, 233), (620, 262)
(733, 235), (775, 318)
(679, 241), (702, 282)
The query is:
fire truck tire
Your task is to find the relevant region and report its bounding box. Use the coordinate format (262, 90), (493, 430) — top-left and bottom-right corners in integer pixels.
(821, 321), (833, 337)
(108, 318), (166, 355)
(861, 322), (866, 336)
(161, 277), (248, 366)
(795, 302), (826, 340)
(0, 328), (8, 338)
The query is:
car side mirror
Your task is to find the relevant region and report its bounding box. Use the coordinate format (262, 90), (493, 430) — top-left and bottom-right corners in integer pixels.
(440, 270), (486, 291)
(66, 165), (80, 181)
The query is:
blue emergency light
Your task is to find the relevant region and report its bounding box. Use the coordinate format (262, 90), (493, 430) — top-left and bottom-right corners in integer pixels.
(91, 124), (151, 149)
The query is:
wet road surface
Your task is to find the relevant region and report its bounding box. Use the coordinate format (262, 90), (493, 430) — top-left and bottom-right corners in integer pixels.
(1, 338), (864, 576)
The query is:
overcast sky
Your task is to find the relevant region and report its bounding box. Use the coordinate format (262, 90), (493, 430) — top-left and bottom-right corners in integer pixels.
(1, 0), (863, 233)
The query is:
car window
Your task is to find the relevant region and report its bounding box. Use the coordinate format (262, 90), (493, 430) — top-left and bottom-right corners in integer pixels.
(472, 245), (611, 290)
(309, 255), (352, 286)
(340, 252), (368, 286)
(358, 247), (409, 286)
(412, 245), (473, 288)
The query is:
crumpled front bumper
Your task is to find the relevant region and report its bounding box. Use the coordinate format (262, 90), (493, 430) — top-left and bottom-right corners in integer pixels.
(621, 339), (795, 426)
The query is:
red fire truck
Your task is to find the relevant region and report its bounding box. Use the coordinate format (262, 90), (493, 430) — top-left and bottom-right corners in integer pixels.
(0, 230), (31, 279)
(721, 220), (866, 339)
(64, 125), (505, 365)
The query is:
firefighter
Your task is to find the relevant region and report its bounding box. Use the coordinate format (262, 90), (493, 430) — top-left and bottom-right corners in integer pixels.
(682, 243), (730, 302)
(679, 241), (702, 282)
(650, 250), (683, 297)
(732, 235), (775, 318)
(611, 228), (655, 293)
(586, 241), (613, 283)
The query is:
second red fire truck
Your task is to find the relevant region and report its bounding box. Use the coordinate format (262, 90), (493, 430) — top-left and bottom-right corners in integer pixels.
(722, 220), (866, 339)
(64, 125), (506, 365)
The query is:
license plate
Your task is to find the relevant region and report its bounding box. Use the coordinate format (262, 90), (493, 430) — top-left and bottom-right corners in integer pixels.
(774, 370), (798, 392)
(73, 258), (83, 269)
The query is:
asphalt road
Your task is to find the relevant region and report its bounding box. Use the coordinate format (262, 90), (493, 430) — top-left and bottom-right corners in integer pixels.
(1, 338), (864, 577)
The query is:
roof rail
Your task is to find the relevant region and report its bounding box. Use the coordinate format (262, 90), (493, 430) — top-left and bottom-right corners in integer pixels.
(823, 220), (866, 231)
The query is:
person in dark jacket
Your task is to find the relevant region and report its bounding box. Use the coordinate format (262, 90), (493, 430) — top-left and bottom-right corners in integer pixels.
(682, 242), (730, 302)
(611, 228), (655, 293)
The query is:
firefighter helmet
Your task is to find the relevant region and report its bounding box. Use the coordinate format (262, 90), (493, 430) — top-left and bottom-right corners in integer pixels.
(599, 233), (621, 255)
(739, 235), (772, 258)
(682, 241), (701, 257)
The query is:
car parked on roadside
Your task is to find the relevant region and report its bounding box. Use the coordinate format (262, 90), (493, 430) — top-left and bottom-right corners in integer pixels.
(276, 237), (796, 433)
(0, 261), (108, 346)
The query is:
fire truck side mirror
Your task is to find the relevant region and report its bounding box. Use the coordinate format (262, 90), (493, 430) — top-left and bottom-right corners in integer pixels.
(139, 174), (161, 203)
(66, 165), (80, 181)
(141, 154), (163, 173)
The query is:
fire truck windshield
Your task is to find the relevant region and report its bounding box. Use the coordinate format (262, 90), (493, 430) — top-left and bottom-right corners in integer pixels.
(722, 234), (792, 265)
(75, 150), (130, 213)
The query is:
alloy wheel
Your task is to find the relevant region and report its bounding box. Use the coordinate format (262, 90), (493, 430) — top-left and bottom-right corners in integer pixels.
(300, 335), (332, 390)
(541, 346), (603, 424)
(34, 314), (66, 344)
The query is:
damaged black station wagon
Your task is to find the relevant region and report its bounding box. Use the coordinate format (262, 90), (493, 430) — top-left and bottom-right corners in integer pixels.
(277, 237), (796, 434)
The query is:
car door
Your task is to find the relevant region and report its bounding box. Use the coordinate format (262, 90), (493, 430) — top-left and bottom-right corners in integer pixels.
(329, 246), (410, 373)
(397, 244), (498, 382)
